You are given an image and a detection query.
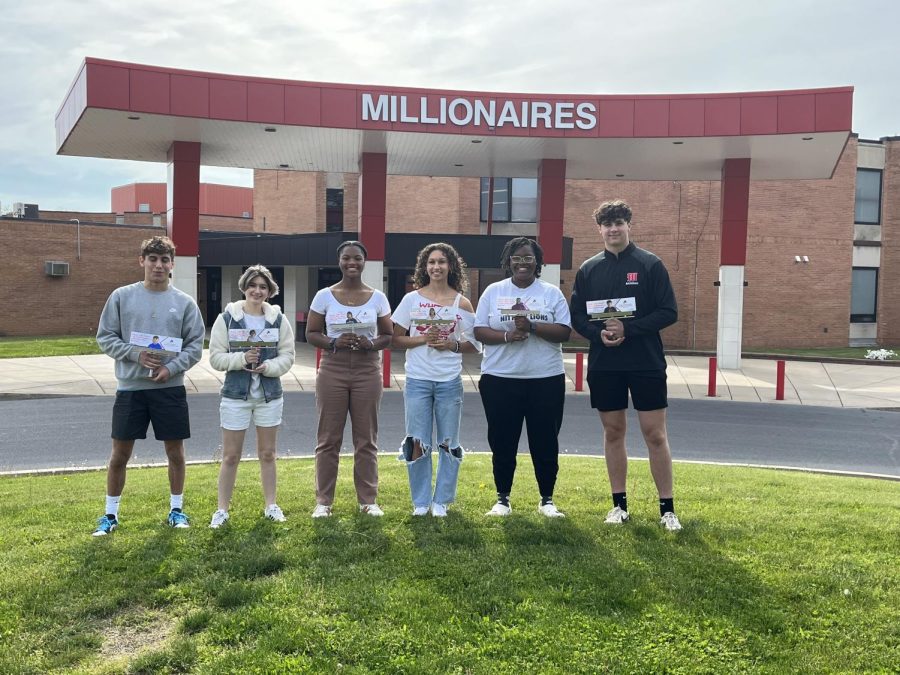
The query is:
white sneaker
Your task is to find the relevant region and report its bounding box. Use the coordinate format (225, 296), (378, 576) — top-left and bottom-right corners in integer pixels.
(538, 502), (566, 518)
(485, 502), (511, 517)
(209, 509), (229, 529)
(264, 504), (286, 522)
(431, 503), (448, 518)
(360, 503), (384, 517)
(311, 504), (332, 518)
(660, 512), (682, 531)
(412, 506), (430, 516)
(604, 506), (630, 524)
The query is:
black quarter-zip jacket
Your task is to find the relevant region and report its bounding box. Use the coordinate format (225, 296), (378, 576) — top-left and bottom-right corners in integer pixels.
(570, 242), (677, 372)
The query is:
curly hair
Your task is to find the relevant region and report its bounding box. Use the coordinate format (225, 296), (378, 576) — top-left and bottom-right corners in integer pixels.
(500, 236), (543, 278)
(140, 235), (176, 257)
(412, 242), (469, 295)
(593, 199), (633, 226)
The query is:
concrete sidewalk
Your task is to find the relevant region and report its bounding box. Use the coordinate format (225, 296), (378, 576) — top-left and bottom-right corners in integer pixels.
(1, 345), (899, 408)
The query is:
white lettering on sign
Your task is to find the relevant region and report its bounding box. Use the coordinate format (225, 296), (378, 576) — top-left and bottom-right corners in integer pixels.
(361, 93), (598, 130)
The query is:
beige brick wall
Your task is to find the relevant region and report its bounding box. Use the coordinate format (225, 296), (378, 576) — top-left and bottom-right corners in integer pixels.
(252, 170), (322, 233)
(878, 138), (900, 345)
(0, 219), (161, 336)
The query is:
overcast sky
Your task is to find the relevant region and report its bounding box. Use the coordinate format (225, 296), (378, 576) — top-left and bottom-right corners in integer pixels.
(2, 0), (898, 213)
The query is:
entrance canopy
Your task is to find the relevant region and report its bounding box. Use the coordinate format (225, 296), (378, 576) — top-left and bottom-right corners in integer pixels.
(57, 58), (852, 181)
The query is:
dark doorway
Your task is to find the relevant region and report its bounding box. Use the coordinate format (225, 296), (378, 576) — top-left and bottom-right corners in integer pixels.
(200, 267), (222, 327)
(387, 268), (414, 311)
(317, 267), (342, 291)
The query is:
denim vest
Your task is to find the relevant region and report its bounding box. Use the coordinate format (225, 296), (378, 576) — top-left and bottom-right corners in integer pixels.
(220, 311), (284, 402)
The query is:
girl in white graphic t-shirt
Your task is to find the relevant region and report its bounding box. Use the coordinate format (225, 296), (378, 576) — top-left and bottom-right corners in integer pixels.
(392, 243), (480, 517)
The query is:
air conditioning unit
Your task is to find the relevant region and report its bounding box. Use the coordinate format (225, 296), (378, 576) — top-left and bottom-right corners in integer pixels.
(12, 202), (24, 217)
(44, 261), (70, 277)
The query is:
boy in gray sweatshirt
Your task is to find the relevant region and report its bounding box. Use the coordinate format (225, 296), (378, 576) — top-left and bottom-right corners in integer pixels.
(92, 235), (205, 536)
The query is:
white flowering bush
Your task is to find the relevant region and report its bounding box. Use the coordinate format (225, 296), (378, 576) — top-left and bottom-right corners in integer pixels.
(865, 349), (896, 361)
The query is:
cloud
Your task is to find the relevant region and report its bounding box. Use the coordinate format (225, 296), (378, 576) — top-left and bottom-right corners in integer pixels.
(2, 0), (898, 212)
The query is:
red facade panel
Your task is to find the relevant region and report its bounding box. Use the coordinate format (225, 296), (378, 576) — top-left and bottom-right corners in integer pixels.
(740, 96), (778, 135)
(199, 184), (253, 217)
(668, 98), (705, 137)
(247, 82), (285, 124)
(284, 86), (321, 126)
(597, 100), (634, 137)
(86, 63), (129, 110)
(321, 88), (358, 129)
(634, 99), (669, 137)
(815, 91), (853, 132)
(209, 78), (247, 121)
(704, 98), (741, 136)
(170, 75), (209, 117)
(130, 69), (169, 115)
(777, 94), (815, 134)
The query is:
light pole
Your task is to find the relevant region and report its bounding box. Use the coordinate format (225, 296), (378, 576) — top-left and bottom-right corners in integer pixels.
(70, 219), (80, 260)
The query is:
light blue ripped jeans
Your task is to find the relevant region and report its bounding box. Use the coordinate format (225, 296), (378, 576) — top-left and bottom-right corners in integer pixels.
(399, 376), (464, 508)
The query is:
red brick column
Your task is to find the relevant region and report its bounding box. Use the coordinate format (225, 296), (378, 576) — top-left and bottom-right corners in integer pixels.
(166, 141), (200, 256)
(358, 152), (387, 260)
(537, 158), (566, 265)
(720, 158), (751, 265)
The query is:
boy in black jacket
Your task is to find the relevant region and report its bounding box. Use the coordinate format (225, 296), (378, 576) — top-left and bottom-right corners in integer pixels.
(570, 200), (682, 531)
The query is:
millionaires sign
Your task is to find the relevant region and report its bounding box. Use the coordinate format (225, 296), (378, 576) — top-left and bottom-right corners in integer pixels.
(362, 93), (598, 130)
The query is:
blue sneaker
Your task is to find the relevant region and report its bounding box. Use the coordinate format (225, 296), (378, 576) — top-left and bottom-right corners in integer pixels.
(92, 514), (118, 537)
(167, 509), (190, 529)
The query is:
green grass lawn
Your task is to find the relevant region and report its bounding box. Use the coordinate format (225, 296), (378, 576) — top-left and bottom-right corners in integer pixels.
(0, 336), (211, 359)
(1, 456), (897, 674)
(0, 335), (103, 359)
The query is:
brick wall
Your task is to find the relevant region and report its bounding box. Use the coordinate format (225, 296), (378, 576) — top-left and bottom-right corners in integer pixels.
(0, 219), (161, 336)
(252, 170), (321, 233)
(878, 138), (900, 345)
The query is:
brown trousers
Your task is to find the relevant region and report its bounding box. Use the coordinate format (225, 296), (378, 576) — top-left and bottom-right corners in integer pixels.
(314, 349), (383, 505)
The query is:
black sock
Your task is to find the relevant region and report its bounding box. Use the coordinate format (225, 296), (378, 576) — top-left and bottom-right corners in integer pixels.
(659, 498), (674, 516)
(171, 507), (183, 513)
(541, 495), (554, 506)
(106, 514), (117, 520)
(612, 492), (627, 512)
(497, 493), (510, 507)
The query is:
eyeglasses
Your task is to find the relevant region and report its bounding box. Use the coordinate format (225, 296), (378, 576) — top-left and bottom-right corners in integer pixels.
(510, 255), (536, 264)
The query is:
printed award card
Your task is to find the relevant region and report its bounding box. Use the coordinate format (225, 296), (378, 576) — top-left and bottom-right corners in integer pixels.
(227, 328), (279, 350)
(498, 295), (536, 317)
(586, 297), (636, 321)
(326, 309), (375, 335)
(129, 331), (182, 360)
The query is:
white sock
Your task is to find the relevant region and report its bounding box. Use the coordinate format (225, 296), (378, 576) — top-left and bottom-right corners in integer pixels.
(170, 493), (183, 510)
(105, 495), (121, 518)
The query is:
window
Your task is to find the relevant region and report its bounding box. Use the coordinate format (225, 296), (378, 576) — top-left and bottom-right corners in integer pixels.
(326, 188), (344, 232)
(138, 203), (151, 213)
(850, 267), (878, 323)
(480, 177), (537, 223)
(854, 169), (882, 224)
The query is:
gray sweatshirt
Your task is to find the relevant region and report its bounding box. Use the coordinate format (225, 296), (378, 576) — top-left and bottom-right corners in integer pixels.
(96, 282), (205, 391)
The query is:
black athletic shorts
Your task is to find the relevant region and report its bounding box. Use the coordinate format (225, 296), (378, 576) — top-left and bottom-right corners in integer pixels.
(587, 370), (668, 412)
(111, 386), (191, 441)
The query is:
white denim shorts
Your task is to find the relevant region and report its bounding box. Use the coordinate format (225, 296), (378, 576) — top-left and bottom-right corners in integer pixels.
(220, 396), (284, 431)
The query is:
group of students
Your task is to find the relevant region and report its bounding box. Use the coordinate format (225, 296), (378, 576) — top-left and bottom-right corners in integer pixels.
(92, 199), (682, 536)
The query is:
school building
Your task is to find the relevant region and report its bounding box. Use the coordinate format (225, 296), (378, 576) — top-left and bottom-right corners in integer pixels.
(2, 57), (896, 366)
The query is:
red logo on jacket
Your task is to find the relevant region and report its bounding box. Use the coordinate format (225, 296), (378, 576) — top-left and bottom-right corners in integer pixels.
(626, 272), (638, 283)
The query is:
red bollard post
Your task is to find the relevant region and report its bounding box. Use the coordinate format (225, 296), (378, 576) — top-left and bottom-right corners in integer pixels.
(776, 360), (785, 401)
(575, 352), (584, 392)
(383, 349), (391, 388)
(707, 357), (717, 397)
(316, 347), (322, 372)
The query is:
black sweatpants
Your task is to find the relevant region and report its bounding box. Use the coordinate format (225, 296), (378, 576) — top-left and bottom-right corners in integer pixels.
(478, 373), (565, 497)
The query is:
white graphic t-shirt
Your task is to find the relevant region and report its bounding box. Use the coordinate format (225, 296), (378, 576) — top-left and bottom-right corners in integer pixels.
(392, 291), (480, 382)
(310, 287), (391, 341)
(475, 278), (571, 379)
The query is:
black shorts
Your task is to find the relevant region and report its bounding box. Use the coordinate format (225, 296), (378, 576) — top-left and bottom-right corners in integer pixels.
(111, 387), (191, 441)
(587, 370), (668, 412)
